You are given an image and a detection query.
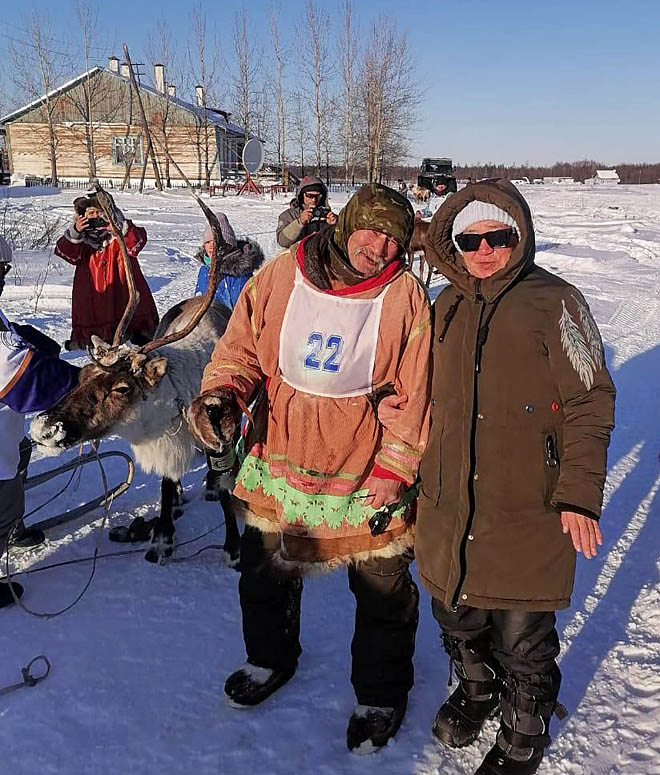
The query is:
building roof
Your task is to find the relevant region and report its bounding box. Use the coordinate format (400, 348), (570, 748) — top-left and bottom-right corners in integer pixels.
(595, 169), (619, 179)
(0, 67), (246, 136)
(0, 67), (102, 124)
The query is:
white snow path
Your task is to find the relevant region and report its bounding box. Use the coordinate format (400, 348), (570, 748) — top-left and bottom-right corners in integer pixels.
(0, 184), (659, 774)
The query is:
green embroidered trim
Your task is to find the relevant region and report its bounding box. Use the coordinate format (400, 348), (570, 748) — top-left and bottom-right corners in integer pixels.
(237, 454), (413, 530)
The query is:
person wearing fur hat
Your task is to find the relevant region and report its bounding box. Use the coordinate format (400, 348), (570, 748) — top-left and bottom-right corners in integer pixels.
(55, 193), (159, 350)
(276, 175), (338, 248)
(0, 236), (80, 606)
(193, 211), (264, 311)
(193, 211), (265, 504)
(381, 180), (615, 774)
(188, 183), (431, 753)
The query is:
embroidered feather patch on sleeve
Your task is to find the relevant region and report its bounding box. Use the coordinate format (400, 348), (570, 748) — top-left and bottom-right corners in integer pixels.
(559, 294), (604, 390)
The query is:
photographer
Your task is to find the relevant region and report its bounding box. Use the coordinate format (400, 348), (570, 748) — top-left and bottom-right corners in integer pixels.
(55, 194), (159, 350)
(276, 175), (338, 249)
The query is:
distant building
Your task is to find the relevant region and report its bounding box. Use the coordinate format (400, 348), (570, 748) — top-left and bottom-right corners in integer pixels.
(542, 176), (575, 185)
(510, 177), (530, 186)
(585, 169), (620, 185)
(0, 58), (247, 188)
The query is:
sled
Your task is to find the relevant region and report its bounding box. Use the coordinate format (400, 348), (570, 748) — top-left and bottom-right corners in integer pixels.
(24, 449), (135, 532)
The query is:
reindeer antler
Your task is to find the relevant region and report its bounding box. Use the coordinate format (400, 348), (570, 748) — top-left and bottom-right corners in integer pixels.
(93, 183), (141, 348)
(140, 137), (231, 355)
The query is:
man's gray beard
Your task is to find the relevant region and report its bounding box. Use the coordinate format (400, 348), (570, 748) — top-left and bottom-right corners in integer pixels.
(355, 247), (385, 273)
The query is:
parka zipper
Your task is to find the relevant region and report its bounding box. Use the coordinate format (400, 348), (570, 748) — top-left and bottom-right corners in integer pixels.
(450, 281), (485, 611)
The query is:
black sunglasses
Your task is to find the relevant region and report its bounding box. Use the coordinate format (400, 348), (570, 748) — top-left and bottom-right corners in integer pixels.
(0, 263), (11, 278)
(455, 228), (514, 252)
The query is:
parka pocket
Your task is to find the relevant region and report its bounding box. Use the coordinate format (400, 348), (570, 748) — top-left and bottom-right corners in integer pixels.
(419, 421), (443, 507)
(543, 432), (561, 509)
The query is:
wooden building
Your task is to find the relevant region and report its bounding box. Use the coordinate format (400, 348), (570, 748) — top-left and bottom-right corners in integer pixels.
(585, 169), (620, 185)
(0, 60), (247, 188)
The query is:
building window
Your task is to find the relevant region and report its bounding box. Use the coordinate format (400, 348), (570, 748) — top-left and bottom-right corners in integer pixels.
(112, 136), (144, 166)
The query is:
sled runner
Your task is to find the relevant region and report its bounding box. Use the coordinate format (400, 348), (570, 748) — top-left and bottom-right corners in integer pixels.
(25, 449), (135, 532)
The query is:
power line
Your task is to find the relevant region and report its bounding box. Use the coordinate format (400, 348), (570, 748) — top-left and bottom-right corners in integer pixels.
(0, 31), (115, 61)
(12, 24), (117, 56)
(3, 25), (117, 58)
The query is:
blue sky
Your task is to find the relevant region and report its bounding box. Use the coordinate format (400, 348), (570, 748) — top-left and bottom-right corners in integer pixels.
(1, 0), (657, 165)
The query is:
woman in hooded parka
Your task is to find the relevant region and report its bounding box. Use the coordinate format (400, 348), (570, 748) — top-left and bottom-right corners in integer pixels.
(382, 180), (615, 775)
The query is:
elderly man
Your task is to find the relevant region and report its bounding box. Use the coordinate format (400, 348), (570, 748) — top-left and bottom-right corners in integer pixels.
(189, 183), (431, 753)
(411, 180), (615, 774)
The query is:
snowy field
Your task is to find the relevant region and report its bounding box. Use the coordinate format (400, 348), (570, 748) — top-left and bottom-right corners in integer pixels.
(1, 183), (660, 775)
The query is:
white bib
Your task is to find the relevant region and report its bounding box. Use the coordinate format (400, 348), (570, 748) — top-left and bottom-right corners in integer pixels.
(279, 269), (388, 398)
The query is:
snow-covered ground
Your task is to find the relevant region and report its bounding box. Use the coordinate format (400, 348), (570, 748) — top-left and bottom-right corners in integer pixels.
(1, 183), (659, 775)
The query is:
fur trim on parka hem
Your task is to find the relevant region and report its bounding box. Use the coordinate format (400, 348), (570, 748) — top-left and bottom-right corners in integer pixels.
(271, 531), (415, 577)
(233, 497), (415, 577)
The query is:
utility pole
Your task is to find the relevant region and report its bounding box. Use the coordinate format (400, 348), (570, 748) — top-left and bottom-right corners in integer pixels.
(123, 43), (163, 192)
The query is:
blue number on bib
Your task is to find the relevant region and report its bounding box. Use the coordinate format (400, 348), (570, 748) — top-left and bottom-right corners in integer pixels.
(304, 333), (344, 373)
(304, 332), (324, 369)
(323, 335), (343, 372)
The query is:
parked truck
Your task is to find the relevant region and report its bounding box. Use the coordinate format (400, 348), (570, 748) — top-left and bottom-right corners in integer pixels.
(417, 157), (457, 194)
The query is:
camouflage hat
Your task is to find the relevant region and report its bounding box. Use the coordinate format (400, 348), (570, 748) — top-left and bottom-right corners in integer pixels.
(333, 183), (415, 256)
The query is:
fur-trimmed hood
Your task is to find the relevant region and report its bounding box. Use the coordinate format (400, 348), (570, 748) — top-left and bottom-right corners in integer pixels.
(295, 175), (328, 208)
(196, 237), (265, 277)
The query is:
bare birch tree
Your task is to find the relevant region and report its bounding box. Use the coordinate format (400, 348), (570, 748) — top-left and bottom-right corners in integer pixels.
(338, 0), (358, 185)
(9, 11), (68, 185)
(356, 17), (420, 182)
(76, 3), (99, 179)
(146, 18), (181, 187)
(231, 8), (260, 138)
(320, 91), (338, 184)
(188, 1), (222, 188)
(289, 91), (310, 177)
(64, 2), (122, 182)
(299, 1), (332, 175)
(270, 6), (287, 179)
(253, 86), (273, 154)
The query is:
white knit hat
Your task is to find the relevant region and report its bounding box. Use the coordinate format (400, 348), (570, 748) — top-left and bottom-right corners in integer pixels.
(451, 201), (519, 251)
(202, 212), (237, 248)
(0, 235), (12, 263)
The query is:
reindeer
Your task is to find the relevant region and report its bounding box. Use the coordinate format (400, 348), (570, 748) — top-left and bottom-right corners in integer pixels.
(411, 184), (430, 204)
(30, 185), (243, 565)
(408, 211), (433, 287)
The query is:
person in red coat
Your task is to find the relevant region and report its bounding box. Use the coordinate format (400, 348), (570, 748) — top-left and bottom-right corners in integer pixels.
(55, 194), (159, 350)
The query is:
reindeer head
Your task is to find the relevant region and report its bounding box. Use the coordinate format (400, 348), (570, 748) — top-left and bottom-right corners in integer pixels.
(30, 337), (169, 449)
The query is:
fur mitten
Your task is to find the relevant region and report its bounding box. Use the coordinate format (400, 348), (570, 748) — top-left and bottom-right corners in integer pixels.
(188, 388), (241, 452)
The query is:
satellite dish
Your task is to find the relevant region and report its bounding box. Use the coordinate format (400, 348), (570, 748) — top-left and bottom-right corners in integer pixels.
(242, 138), (264, 175)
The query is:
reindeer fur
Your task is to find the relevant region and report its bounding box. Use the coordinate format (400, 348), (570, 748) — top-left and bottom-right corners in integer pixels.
(407, 213), (433, 287)
(30, 298), (239, 563)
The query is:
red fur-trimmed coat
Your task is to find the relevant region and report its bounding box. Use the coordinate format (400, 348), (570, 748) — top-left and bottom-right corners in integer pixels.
(55, 221), (159, 347)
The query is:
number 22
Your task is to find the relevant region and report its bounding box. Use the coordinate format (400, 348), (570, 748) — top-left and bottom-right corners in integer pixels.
(305, 333), (343, 372)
